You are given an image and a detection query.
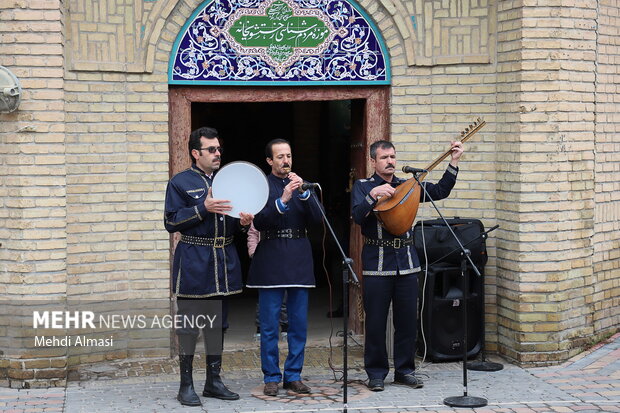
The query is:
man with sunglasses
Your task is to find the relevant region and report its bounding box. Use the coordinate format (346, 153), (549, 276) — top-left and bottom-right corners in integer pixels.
(164, 126), (253, 406)
(351, 139), (464, 392)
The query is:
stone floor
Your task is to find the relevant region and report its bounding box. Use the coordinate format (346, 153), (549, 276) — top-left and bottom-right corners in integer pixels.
(1, 332), (619, 412)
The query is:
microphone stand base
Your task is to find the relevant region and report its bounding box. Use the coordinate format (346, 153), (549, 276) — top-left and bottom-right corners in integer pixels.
(467, 360), (503, 372)
(444, 395), (487, 408)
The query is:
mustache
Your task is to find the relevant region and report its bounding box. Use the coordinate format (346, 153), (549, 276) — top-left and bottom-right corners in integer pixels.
(213, 157), (221, 162)
(282, 163), (290, 169)
(386, 164), (395, 169)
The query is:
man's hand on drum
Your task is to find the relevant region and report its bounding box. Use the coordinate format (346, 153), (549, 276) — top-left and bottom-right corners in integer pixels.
(205, 187), (232, 214)
(238, 212), (254, 226)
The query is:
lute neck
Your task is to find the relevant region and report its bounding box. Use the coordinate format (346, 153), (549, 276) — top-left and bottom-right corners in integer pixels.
(418, 119), (486, 180)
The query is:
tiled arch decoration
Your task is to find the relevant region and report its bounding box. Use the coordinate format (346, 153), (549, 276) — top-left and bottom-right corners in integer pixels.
(169, 0), (391, 85)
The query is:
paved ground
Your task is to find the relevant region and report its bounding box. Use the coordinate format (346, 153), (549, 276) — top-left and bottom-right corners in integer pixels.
(1, 332), (618, 413)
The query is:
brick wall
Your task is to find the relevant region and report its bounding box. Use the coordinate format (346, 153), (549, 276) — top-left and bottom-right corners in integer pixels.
(494, 0), (616, 365)
(495, 0), (524, 362)
(0, 0), (173, 387)
(593, 0), (620, 336)
(0, 0), (68, 387)
(62, 15), (172, 368)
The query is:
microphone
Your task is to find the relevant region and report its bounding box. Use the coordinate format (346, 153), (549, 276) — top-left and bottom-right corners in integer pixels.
(301, 182), (319, 191)
(402, 166), (427, 174)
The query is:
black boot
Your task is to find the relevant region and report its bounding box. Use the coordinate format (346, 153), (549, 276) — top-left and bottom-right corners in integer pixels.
(202, 355), (240, 400)
(178, 355), (201, 406)
(177, 334), (202, 406)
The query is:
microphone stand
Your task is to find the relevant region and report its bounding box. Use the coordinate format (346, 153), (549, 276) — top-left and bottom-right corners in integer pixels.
(412, 172), (487, 408)
(308, 188), (359, 413)
(426, 224), (503, 372)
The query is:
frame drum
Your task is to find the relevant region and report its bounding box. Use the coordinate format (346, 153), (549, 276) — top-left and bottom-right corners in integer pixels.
(212, 161), (269, 218)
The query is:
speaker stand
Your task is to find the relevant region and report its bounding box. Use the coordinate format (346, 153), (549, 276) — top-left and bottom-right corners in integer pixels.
(467, 359), (503, 372)
(411, 172), (487, 408)
(444, 395), (488, 408)
(467, 339), (503, 371)
(466, 280), (502, 371)
(467, 297), (503, 372)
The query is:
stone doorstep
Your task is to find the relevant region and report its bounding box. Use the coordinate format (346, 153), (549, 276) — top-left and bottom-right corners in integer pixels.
(2, 336), (364, 388)
(68, 344), (366, 382)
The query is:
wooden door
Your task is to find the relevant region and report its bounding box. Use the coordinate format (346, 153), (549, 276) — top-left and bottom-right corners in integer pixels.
(346, 90), (390, 334)
(347, 99), (366, 334)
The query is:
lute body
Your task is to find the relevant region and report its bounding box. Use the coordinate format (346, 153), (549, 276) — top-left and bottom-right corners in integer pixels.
(373, 119), (486, 236)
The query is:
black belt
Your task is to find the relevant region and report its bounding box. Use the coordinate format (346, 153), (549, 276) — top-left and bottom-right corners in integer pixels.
(364, 237), (413, 249)
(260, 228), (307, 240)
(180, 235), (234, 248)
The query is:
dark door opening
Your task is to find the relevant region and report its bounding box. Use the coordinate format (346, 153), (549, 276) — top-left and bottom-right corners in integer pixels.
(170, 85), (390, 339)
(191, 100), (355, 344)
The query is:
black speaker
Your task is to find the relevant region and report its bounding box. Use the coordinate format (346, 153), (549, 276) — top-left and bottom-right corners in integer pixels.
(413, 218), (488, 268)
(418, 263), (483, 362)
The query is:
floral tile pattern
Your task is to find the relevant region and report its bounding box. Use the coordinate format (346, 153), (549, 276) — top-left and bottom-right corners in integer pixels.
(170, 0), (389, 84)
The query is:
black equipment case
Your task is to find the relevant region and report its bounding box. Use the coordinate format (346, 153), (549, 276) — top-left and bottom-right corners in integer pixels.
(413, 217), (488, 269)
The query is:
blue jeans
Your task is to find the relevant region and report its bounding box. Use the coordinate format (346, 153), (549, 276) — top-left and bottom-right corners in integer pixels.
(363, 274), (419, 380)
(258, 288), (309, 383)
(255, 292), (288, 331)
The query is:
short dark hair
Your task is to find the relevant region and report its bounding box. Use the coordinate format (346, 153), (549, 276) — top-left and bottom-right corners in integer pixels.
(369, 140), (394, 159)
(188, 127), (219, 162)
(265, 138), (290, 159)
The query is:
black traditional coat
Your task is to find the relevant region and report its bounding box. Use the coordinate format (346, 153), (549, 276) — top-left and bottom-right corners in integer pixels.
(351, 165), (458, 276)
(247, 173), (323, 288)
(164, 165), (243, 297)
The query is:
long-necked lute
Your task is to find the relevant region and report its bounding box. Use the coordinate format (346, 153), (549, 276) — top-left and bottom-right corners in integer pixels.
(373, 118), (486, 236)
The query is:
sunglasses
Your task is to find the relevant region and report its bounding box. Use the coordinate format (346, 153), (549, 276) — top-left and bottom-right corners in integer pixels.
(199, 146), (223, 154)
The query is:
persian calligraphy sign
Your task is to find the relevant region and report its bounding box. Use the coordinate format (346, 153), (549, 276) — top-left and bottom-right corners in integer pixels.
(223, 0), (336, 72)
(169, 0), (389, 84)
